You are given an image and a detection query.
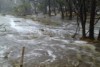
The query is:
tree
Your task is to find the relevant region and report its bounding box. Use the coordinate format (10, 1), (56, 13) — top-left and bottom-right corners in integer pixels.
(98, 29), (100, 40)
(73, 0), (87, 38)
(67, 0), (73, 20)
(89, 0), (96, 39)
(48, 0), (51, 16)
(56, 0), (65, 19)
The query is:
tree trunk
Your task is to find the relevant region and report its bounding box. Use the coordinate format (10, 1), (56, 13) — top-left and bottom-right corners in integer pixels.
(59, 3), (64, 19)
(98, 29), (100, 40)
(54, 7), (56, 15)
(53, 0), (56, 15)
(48, 0), (51, 16)
(89, 0), (96, 39)
(79, 0), (87, 38)
(43, 0), (47, 14)
(68, 0), (73, 20)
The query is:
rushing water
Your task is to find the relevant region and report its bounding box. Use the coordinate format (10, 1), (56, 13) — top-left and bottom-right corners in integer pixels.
(0, 15), (100, 67)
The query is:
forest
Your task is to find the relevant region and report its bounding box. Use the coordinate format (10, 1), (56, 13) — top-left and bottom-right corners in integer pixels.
(0, 0), (100, 67)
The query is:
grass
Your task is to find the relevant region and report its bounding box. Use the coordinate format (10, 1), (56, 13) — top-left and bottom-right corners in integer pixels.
(80, 37), (100, 44)
(24, 15), (61, 26)
(38, 18), (61, 26)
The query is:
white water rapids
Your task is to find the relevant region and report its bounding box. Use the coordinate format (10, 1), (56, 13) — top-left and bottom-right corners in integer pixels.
(0, 15), (100, 67)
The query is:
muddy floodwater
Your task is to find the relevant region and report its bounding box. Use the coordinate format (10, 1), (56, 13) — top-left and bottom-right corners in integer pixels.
(0, 15), (100, 67)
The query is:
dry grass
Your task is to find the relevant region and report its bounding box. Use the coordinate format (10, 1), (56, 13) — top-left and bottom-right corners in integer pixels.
(39, 18), (60, 26)
(24, 15), (61, 26)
